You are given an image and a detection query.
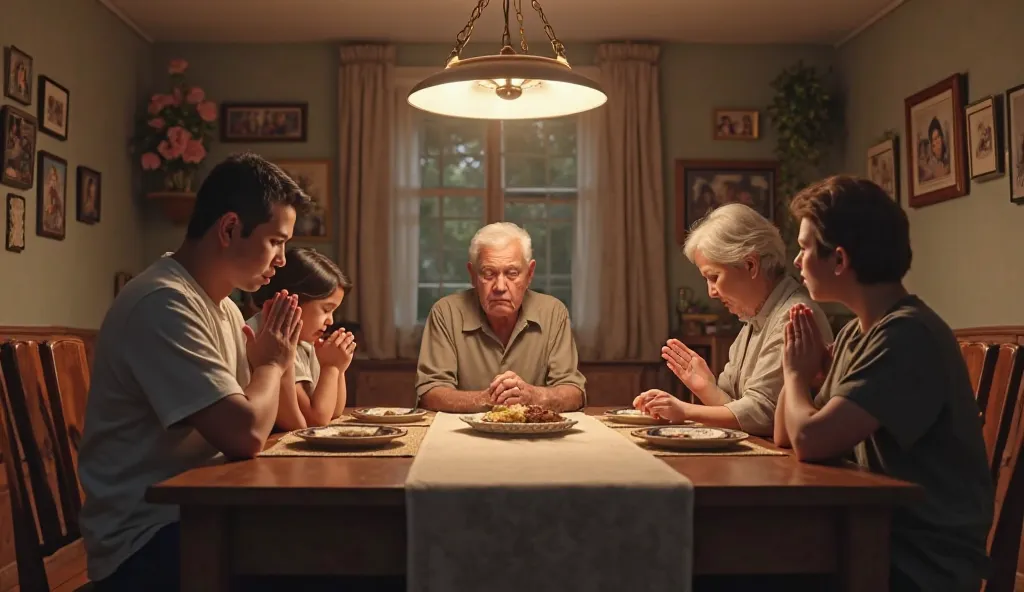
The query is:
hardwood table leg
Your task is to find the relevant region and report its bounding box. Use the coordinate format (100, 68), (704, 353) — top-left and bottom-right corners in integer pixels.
(180, 506), (230, 592)
(840, 506), (891, 592)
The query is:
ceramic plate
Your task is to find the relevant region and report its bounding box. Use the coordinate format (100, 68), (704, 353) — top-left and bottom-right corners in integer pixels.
(293, 425), (406, 449)
(631, 426), (748, 450)
(351, 407), (428, 423)
(459, 413), (578, 435)
(602, 408), (673, 425)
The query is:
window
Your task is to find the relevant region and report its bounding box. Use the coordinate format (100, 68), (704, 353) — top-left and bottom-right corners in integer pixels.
(415, 115), (578, 322)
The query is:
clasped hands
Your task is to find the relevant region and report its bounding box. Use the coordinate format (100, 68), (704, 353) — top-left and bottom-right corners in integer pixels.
(483, 371), (543, 407)
(783, 303), (832, 390)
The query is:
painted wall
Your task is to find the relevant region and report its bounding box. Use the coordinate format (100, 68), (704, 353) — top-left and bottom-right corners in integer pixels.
(837, 0), (1024, 328)
(0, 0), (151, 329)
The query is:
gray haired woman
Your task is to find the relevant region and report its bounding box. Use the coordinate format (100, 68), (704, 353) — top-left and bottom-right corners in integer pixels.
(634, 203), (832, 436)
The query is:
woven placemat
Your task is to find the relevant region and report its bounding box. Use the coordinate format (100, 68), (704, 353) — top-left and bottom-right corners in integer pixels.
(331, 412), (434, 427)
(611, 425), (787, 457)
(259, 425), (429, 457)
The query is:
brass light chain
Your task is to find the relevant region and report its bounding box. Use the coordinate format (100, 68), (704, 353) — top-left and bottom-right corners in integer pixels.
(514, 0), (529, 54)
(530, 0), (567, 61)
(446, 0), (491, 65)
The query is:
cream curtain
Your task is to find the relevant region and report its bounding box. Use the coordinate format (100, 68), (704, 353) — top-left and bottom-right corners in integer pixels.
(575, 43), (669, 360)
(338, 44), (398, 358)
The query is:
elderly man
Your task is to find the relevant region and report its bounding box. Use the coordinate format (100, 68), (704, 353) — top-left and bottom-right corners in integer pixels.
(416, 222), (586, 412)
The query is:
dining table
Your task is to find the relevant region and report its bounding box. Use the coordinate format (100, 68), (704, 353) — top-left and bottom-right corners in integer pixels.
(146, 406), (922, 592)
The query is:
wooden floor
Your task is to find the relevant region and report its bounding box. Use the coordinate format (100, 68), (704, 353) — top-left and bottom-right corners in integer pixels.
(2, 540), (89, 592)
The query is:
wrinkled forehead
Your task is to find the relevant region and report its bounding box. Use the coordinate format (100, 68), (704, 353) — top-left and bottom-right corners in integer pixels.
(477, 243), (526, 269)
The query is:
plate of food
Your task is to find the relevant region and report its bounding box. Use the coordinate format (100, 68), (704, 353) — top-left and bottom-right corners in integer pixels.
(351, 407), (428, 423)
(631, 426), (748, 450)
(460, 404), (578, 435)
(602, 408), (674, 425)
(293, 425), (407, 450)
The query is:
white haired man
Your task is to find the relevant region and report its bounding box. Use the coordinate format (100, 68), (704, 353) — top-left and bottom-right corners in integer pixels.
(416, 222), (586, 412)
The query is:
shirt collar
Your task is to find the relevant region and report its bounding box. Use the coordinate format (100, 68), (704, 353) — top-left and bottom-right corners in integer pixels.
(745, 275), (800, 332)
(462, 289), (543, 333)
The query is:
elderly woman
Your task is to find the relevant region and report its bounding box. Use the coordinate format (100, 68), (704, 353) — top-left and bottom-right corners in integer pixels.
(635, 203), (832, 436)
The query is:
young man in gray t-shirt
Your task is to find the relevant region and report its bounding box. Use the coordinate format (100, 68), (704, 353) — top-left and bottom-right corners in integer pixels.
(775, 176), (993, 592)
(78, 153), (311, 592)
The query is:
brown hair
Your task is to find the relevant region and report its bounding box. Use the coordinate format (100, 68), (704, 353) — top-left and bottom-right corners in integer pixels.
(252, 247), (352, 307)
(789, 175), (912, 284)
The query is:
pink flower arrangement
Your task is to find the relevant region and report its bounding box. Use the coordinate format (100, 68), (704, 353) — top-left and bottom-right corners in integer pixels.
(134, 58), (217, 190)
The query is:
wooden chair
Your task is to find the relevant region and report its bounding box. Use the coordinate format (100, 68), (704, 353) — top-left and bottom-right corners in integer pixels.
(0, 341), (89, 591)
(960, 341), (998, 409)
(38, 338), (91, 504)
(985, 377), (1024, 592)
(981, 345), (1023, 478)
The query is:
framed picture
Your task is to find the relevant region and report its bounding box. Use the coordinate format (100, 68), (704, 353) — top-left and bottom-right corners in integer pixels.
(76, 166), (101, 224)
(674, 159), (778, 243)
(964, 95), (1004, 183)
(38, 76), (70, 141)
(114, 271), (133, 297)
(1007, 83), (1024, 204)
(36, 151), (67, 240)
(5, 193), (25, 252)
(1, 105), (37, 190)
(221, 102), (308, 142)
(867, 137), (900, 201)
(713, 109), (759, 140)
(904, 73), (968, 208)
(275, 159), (332, 240)
(3, 46), (32, 105)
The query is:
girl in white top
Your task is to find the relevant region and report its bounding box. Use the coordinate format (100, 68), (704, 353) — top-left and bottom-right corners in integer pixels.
(246, 247), (356, 430)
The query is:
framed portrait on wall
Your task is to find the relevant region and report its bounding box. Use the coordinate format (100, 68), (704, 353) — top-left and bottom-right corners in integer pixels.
(76, 166), (101, 224)
(867, 136), (900, 201)
(221, 102), (308, 142)
(712, 109), (759, 140)
(6, 193), (25, 252)
(674, 159), (777, 244)
(36, 151), (67, 240)
(904, 73), (968, 208)
(964, 95), (1004, 182)
(39, 75), (70, 141)
(3, 46), (32, 106)
(1007, 83), (1024, 204)
(1, 105), (37, 190)
(274, 159), (332, 241)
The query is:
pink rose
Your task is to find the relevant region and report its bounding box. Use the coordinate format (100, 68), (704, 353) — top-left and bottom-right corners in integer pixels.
(182, 139), (207, 164)
(197, 101), (217, 122)
(166, 126), (191, 151)
(148, 94), (173, 115)
(171, 88), (182, 106)
(157, 140), (180, 161)
(148, 117), (165, 129)
(168, 59), (188, 75)
(186, 87), (205, 104)
(141, 152), (162, 170)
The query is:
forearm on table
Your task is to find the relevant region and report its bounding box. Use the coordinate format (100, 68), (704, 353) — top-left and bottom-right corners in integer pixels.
(535, 384), (584, 412)
(782, 378), (819, 452)
(244, 364), (287, 441)
(333, 371), (348, 418)
(682, 403), (742, 429)
(306, 366), (341, 426)
(419, 386), (490, 413)
(274, 369), (308, 431)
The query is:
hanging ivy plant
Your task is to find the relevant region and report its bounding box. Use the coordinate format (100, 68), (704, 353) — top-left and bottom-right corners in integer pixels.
(766, 61), (839, 251)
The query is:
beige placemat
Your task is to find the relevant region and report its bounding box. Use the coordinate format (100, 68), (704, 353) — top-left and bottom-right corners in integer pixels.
(405, 412), (694, 592)
(258, 425), (428, 457)
(611, 426), (787, 457)
(331, 412), (434, 427)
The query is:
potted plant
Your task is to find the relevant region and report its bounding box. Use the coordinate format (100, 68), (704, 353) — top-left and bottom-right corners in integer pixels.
(134, 58), (217, 224)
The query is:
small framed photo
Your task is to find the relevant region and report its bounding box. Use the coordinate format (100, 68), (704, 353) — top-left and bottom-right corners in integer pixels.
(4, 46), (32, 105)
(713, 109), (759, 140)
(1, 105), (37, 190)
(76, 166), (101, 224)
(36, 151), (68, 240)
(114, 271), (133, 297)
(867, 137), (900, 201)
(964, 95), (1004, 183)
(5, 193), (25, 252)
(221, 102), (308, 142)
(1007, 83), (1024, 204)
(674, 159), (777, 243)
(274, 159), (332, 240)
(904, 73), (968, 208)
(38, 76), (70, 141)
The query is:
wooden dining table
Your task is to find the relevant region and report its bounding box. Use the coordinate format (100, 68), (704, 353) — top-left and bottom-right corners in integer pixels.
(147, 407), (921, 592)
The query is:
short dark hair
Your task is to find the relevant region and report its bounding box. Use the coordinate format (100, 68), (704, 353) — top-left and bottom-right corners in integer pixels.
(252, 247), (352, 307)
(186, 152), (311, 239)
(789, 175), (912, 284)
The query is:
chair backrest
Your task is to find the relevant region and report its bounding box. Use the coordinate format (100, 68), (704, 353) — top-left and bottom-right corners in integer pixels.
(986, 377), (1024, 592)
(982, 345), (1024, 478)
(960, 341), (998, 408)
(0, 340), (82, 590)
(39, 337), (90, 504)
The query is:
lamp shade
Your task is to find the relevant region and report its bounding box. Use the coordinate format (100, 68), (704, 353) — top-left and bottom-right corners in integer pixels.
(407, 54), (606, 120)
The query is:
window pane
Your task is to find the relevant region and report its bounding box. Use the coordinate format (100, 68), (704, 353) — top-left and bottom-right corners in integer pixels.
(420, 156), (440, 188)
(419, 196), (439, 218)
(504, 201), (547, 222)
(440, 283), (472, 298)
(442, 196), (483, 218)
(548, 202), (574, 219)
(546, 118), (577, 155)
(549, 286), (572, 311)
(504, 155), (547, 189)
(549, 221), (573, 275)
(503, 120), (545, 154)
(417, 286), (439, 321)
(522, 222), (548, 275)
(442, 219), (478, 281)
(442, 119), (486, 156)
(421, 122), (443, 156)
(443, 154), (485, 188)
(418, 215), (441, 282)
(547, 157), (577, 188)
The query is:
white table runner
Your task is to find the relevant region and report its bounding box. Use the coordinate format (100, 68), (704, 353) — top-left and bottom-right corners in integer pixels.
(405, 412), (694, 592)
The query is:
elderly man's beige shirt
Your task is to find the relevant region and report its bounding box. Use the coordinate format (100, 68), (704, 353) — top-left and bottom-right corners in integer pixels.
(416, 289), (586, 406)
(717, 275), (833, 435)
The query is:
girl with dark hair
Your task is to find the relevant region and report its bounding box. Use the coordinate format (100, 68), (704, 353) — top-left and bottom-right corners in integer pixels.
(247, 247), (355, 430)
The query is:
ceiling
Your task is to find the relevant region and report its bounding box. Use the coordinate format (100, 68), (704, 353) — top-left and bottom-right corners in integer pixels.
(102, 0), (904, 46)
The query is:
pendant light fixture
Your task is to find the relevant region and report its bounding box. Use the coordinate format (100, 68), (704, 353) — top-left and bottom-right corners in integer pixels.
(407, 0), (607, 120)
